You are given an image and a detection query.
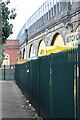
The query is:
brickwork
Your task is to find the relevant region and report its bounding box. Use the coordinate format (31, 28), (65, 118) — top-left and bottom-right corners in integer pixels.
(3, 40), (19, 65)
(17, 1), (80, 59)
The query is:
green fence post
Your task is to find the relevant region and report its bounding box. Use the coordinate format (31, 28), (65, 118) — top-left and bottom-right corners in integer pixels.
(4, 65), (5, 80)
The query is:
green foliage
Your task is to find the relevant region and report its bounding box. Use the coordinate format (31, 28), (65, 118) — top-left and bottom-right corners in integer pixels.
(0, 0), (17, 44)
(0, 0), (17, 66)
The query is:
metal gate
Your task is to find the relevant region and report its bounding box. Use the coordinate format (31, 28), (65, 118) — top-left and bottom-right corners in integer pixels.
(0, 65), (15, 80)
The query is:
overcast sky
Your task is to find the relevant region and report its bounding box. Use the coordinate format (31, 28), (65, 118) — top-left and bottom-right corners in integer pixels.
(7, 0), (46, 39)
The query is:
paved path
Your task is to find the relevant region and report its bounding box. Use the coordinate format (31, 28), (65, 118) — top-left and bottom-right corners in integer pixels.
(1, 81), (40, 119)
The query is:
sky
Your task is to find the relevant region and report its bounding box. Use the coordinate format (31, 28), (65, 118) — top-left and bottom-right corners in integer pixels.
(6, 0), (46, 39)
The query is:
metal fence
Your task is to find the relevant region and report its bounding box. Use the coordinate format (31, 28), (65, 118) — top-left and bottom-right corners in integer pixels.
(15, 45), (80, 119)
(0, 65), (15, 80)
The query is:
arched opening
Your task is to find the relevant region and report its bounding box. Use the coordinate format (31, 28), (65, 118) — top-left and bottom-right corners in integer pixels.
(23, 48), (25, 59)
(2, 53), (10, 65)
(51, 33), (64, 46)
(29, 44), (36, 59)
(37, 40), (46, 56)
(76, 24), (80, 32)
(20, 51), (22, 59)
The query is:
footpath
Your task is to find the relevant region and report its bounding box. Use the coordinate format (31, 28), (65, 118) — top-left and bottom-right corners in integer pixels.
(0, 81), (41, 119)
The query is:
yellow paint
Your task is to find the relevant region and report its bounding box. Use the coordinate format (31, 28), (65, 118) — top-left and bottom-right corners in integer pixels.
(17, 57), (28, 64)
(76, 25), (80, 32)
(53, 34), (64, 46)
(38, 34), (66, 56)
(38, 40), (46, 56)
(40, 46), (73, 56)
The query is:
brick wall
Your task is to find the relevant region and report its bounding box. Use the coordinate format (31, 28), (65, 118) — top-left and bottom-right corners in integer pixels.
(3, 39), (19, 65)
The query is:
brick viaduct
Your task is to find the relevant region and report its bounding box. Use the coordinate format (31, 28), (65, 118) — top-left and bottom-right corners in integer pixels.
(17, 1), (80, 59)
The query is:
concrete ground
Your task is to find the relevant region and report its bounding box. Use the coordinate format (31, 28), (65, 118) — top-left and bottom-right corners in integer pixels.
(1, 81), (41, 119)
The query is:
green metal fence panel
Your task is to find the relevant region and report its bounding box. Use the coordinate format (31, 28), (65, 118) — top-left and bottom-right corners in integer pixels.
(15, 65), (17, 84)
(18, 65), (21, 88)
(0, 65), (15, 80)
(23, 63), (27, 95)
(14, 47), (79, 119)
(15, 64), (20, 87)
(50, 50), (76, 119)
(30, 59), (39, 113)
(20, 63), (26, 95)
(39, 56), (50, 118)
(25, 61), (30, 99)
